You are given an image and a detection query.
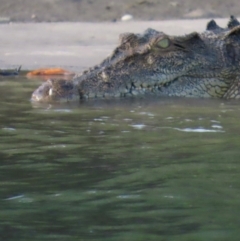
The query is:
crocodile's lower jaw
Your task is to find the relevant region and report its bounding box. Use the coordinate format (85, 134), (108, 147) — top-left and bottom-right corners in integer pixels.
(81, 72), (180, 99)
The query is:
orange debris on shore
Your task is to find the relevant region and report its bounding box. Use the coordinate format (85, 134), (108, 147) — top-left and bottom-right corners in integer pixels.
(26, 68), (75, 77)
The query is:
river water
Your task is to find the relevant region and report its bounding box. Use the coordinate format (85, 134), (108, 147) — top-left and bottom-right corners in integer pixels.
(1, 76), (240, 241)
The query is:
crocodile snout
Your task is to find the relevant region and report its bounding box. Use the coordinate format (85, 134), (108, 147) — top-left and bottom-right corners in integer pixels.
(31, 79), (79, 102)
(31, 80), (52, 102)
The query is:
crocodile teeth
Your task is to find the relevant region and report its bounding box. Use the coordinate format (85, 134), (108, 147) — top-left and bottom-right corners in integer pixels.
(152, 73), (179, 85)
(101, 71), (109, 82)
(49, 88), (53, 96)
(131, 90), (139, 95)
(120, 88), (129, 95)
(141, 82), (149, 88)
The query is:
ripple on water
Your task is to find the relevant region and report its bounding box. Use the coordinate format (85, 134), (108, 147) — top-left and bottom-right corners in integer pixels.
(53, 109), (73, 113)
(130, 124), (146, 130)
(2, 127), (16, 131)
(211, 125), (223, 129)
(173, 127), (225, 133)
(139, 112), (155, 117)
(5, 195), (33, 203)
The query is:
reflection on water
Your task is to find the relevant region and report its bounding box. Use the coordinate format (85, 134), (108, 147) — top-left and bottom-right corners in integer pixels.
(1, 76), (240, 240)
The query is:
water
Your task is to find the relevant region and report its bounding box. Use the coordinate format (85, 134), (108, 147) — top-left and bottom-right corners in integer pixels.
(1, 76), (240, 241)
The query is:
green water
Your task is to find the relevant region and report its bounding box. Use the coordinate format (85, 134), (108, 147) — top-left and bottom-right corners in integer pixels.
(1, 76), (240, 241)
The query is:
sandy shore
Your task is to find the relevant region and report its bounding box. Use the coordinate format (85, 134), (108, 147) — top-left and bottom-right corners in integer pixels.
(0, 18), (231, 71)
(0, 0), (239, 22)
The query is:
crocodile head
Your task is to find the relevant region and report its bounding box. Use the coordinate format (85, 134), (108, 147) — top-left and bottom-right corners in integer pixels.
(31, 16), (240, 102)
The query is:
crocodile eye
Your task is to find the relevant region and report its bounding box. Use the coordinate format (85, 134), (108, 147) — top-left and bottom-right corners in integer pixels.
(157, 38), (170, 48)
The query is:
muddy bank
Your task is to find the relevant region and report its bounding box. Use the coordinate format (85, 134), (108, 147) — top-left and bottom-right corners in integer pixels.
(0, 0), (239, 22)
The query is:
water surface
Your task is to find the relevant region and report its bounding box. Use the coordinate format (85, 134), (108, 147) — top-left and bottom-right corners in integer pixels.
(1, 76), (240, 241)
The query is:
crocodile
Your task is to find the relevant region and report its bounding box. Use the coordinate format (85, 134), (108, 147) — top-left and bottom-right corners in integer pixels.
(31, 16), (240, 102)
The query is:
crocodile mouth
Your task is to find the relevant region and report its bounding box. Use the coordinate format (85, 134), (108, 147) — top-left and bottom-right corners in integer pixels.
(124, 73), (179, 96)
(128, 79), (176, 95)
(31, 74), (179, 102)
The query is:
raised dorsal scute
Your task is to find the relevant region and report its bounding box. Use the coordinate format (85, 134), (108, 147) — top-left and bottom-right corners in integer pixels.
(206, 19), (221, 31)
(224, 25), (240, 40)
(177, 32), (202, 43)
(174, 32), (205, 51)
(227, 15), (240, 29)
(143, 28), (160, 35)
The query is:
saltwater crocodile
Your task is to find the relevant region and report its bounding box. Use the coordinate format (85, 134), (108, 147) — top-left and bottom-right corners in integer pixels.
(31, 16), (240, 102)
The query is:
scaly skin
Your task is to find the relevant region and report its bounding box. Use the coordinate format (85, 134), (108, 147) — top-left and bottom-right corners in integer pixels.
(31, 16), (240, 102)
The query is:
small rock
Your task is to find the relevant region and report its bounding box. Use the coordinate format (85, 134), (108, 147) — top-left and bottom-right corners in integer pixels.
(121, 14), (133, 21)
(170, 2), (179, 7)
(138, 0), (152, 5)
(184, 9), (218, 18)
(184, 9), (205, 18)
